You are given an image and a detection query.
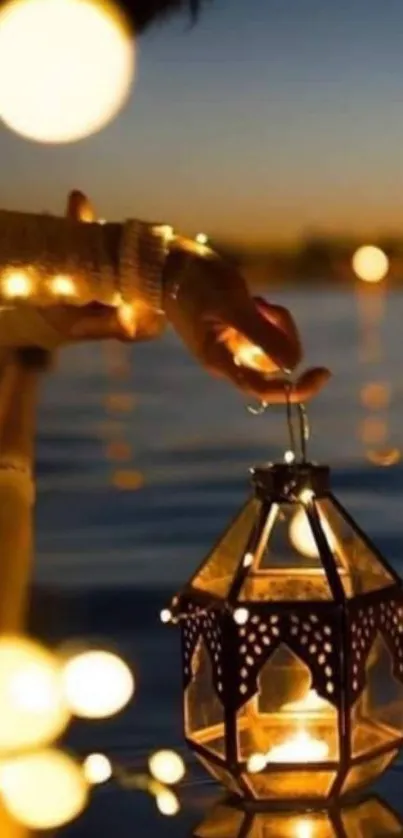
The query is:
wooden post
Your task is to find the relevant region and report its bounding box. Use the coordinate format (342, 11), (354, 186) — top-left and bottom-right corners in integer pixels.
(0, 348), (48, 835)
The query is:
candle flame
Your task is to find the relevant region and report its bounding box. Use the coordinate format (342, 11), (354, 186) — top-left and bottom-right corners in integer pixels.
(282, 689), (330, 714)
(266, 730), (329, 763)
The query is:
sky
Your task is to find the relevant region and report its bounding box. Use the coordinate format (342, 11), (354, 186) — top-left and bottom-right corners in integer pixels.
(2, 0), (403, 245)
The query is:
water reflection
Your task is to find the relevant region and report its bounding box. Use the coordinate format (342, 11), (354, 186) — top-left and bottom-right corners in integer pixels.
(192, 795), (403, 838)
(355, 276), (400, 467)
(102, 342), (145, 491)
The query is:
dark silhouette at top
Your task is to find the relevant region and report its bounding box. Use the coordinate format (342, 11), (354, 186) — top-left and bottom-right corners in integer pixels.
(119, 0), (204, 32)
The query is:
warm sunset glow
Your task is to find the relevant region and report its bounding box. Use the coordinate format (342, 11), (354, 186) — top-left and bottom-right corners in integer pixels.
(148, 750), (185, 785)
(352, 246), (389, 283)
(2, 270), (32, 299)
(266, 730), (329, 763)
(289, 507), (337, 559)
(62, 649), (134, 718)
(0, 750), (88, 829)
(0, 636), (69, 755)
(0, 0), (135, 143)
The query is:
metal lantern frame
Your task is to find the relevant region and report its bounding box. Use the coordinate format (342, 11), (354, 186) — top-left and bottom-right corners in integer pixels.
(168, 404), (403, 804)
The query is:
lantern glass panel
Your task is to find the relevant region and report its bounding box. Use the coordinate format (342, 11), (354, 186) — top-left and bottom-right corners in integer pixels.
(185, 638), (225, 758)
(239, 503), (335, 602)
(316, 499), (395, 597)
(193, 804), (243, 838)
(241, 770), (337, 800)
(341, 750), (398, 797)
(247, 812), (335, 838)
(350, 634), (403, 758)
(192, 498), (260, 598)
(237, 645), (339, 762)
(341, 796), (403, 837)
(196, 755), (244, 797)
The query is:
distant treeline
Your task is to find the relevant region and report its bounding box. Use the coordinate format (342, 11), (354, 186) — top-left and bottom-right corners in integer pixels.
(213, 236), (403, 287)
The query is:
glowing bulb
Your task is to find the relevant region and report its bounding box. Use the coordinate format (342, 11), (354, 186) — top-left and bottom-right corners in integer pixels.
(149, 750), (185, 785)
(289, 507), (337, 560)
(243, 552), (254, 567)
(50, 274), (75, 297)
(299, 488), (314, 504)
(247, 753), (267, 773)
(195, 233), (208, 246)
(0, 636), (69, 755)
(352, 245), (389, 283)
(83, 753), (112, 785)
(0, 0), (135, 143)
(62, 650), (134, 719)
(233, 607), (249, 625)
(0, 749), (88, 829)
(155, 224), (175, 247)
(2, 270), (32, 299)
(284, 450), (295, 464)
(160, 609), (172, 624)
(156, 789), (180, 817)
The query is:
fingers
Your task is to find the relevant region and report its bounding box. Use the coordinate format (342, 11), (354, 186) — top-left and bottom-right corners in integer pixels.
(66, 190), (96, 223)
(229, 299), (302, 373)
(202, 339), (330, 403)
(254, 297), (302, 363)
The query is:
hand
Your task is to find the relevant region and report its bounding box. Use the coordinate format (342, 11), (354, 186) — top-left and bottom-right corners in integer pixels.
(163, 239), (330, 404)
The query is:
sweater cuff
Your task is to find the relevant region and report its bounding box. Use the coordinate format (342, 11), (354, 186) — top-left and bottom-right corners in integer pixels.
(119, 221), (173, 314)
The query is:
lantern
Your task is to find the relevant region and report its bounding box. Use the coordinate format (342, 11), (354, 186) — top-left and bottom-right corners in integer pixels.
(192, 795), (403, 838)
(166, 405), (403, 802)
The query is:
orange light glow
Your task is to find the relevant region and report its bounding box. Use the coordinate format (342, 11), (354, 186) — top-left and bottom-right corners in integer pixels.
(266, 729), (329, 763)
(282, 689), (330, 714)
(219, 327), (278, 374)
(2, 270), (32, 299)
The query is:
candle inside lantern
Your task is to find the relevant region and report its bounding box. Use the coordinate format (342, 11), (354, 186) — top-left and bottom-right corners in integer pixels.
(266, 729), (329, 763)
(282, 689), (330, 714)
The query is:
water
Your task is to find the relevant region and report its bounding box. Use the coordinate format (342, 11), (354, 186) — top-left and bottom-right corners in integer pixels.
(30, 288), (403, 835)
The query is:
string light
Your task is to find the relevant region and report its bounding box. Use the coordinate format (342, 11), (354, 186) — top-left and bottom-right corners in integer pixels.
(83, 753), (112, 785)
(284, 450), (295, 464)
(148, 750), (185, 785)
(49, 274), (75, 297)
(247, 753), (267, 773)
(160, 609), (173, 624)
(2, 269), (32, 299)
(0, 635), (69, 755)
(233, 607), (249, 625)
(0, 0), (135, 144)
(243, 552), (254, 567)
(155, 788), (180, 816)
(195, 233), (208, 246)
(62, 649), (134, 719)
(0, 749), (88, 829)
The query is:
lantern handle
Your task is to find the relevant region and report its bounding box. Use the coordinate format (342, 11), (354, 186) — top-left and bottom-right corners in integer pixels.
(285, 383), (310, 463)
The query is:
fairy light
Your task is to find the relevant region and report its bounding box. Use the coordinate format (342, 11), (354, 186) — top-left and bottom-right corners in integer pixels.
(62, 649), (134, 719)
(243, 552), (254, 567)
(195, 233), (208, 246)
(50, 274), (75, 297)
(155, 788), (180, 816)
(0, 749), (88, 829)
(0, 0), (135, 144)
(160, 609), (173, 624)
(2, 270), (32, 299)
(233, 607), (249, 626)
(148, 750), (185, 786)
(299, 488), (314, 504)
(83, 753), (112, 785)
(247, 753), (267, 773)
(284, 450), (295, 465)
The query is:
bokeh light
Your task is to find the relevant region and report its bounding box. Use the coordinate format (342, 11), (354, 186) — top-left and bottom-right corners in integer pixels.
(352, 246), (389, 283)
(149, 750), (185, 785)
(289, 508), (337, 559)
(155, 788), (180, 816)
(0, 635), (69, 755)
(49, 274), (76, 297)
(0, 0), (135, 143)
(2, 269), (32, 299)
(0, 749), (88, 829)
(62, 649), (134, 718)
(83, 753), (112, 785)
